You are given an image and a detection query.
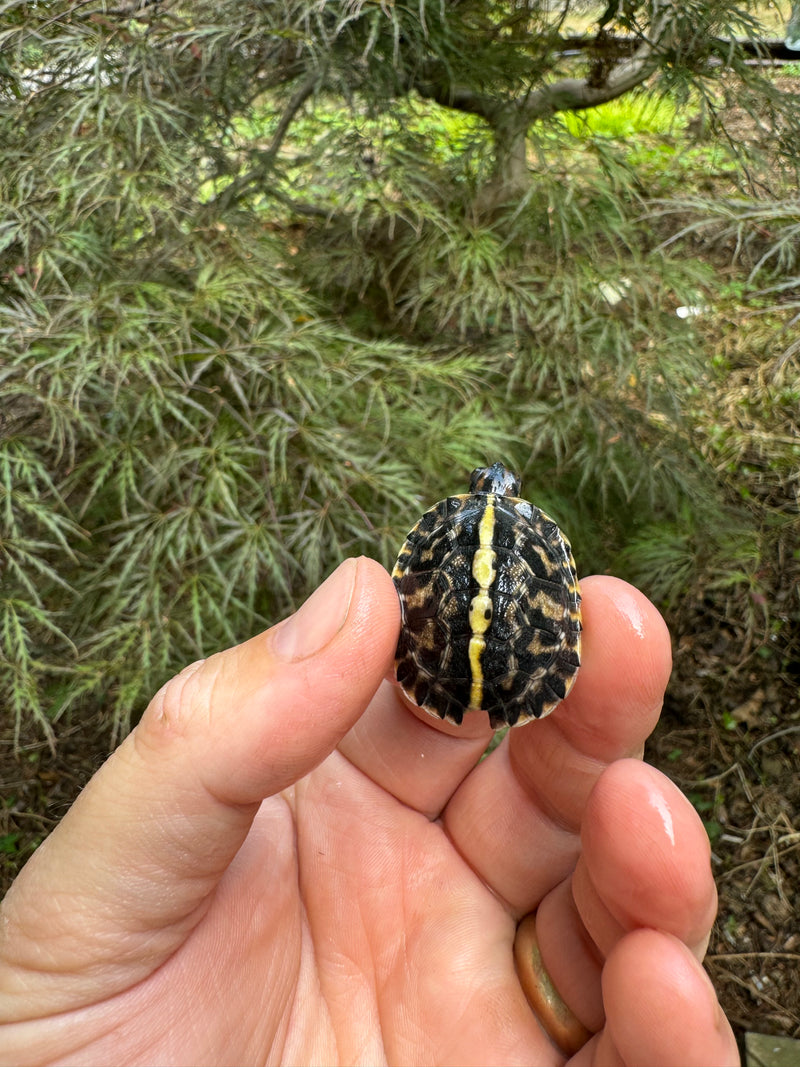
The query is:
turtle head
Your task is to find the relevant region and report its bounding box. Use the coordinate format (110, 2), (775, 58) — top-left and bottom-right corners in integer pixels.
(469, 463), (521, 498)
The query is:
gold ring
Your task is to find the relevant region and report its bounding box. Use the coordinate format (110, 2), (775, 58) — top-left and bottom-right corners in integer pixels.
(513, 912), (592, 1056)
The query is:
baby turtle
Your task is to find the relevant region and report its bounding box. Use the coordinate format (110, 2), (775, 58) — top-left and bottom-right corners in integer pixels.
(392, 463), (581, 729)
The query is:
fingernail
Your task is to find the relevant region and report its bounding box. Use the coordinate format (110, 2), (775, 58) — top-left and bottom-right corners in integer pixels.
(271, 558), (358, 661)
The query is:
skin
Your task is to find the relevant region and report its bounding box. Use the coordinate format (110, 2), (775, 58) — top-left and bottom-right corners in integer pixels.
(0, 558), (739, 1066)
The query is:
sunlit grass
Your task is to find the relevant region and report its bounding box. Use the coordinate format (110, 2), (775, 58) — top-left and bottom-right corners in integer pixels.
(559, 91), (688, 139)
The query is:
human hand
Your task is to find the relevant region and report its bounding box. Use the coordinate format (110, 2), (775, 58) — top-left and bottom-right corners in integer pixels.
(0, 557), (738, 1066)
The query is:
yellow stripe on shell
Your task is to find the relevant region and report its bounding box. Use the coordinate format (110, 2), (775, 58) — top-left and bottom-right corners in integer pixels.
(467, 501), (497, 710)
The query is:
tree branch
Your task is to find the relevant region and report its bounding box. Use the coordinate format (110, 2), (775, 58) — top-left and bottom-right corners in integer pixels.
(413, 13), (674, 129)
(212, 69), (321, 212)
(412, 68), (502, 124)
(519, 56), (657, 122)
(520, 15), (671, 121)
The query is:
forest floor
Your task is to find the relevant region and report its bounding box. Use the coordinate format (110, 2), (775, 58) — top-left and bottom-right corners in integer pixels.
(649, 608), (800, 1050)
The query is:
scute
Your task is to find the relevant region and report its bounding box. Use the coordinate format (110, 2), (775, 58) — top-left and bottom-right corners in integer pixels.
(392, 465), (581, 729)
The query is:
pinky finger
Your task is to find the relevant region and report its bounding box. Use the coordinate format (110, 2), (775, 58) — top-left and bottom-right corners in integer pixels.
(570, 929), (739, 1067)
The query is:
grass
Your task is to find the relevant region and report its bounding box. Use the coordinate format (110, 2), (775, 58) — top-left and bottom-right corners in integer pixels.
(559, 91), (688, 139)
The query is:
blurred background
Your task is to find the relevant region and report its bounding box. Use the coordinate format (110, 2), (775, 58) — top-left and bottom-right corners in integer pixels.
(1, 1), (798, 1056)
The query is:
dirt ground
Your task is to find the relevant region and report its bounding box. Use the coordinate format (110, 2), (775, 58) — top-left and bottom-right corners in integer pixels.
(649, 609), (800, 1049)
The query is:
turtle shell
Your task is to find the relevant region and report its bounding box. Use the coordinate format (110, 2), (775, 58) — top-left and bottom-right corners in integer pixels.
(392, 463), (581, 729)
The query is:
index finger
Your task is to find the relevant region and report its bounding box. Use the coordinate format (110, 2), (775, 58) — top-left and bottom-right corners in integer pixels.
(441, 575), (672, 914)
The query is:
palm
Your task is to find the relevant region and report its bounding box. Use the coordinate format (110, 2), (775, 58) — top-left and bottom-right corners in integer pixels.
(284, 745), (526, 1065)
(103, 727), (535, 1065)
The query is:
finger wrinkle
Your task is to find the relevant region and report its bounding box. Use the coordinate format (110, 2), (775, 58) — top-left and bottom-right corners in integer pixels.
(138, 655), (216, 747)
(438, 816), (522, 916)
(508, 722), (608, 835)
(334, 741), (428, 821)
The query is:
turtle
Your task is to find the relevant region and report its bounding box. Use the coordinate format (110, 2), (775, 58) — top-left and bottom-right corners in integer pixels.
(391, 462), (581, 729)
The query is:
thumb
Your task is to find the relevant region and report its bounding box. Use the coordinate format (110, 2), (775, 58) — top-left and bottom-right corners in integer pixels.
(144, 555), (399, 806)
(0, 556), (399, 1021)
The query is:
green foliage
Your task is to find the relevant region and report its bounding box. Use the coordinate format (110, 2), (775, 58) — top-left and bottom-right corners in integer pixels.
(559, 91), (687, 139)
(1, 1), (798, 748)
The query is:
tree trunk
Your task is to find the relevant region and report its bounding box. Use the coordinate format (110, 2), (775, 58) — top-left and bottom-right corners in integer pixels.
(476, 112), (533, 215)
